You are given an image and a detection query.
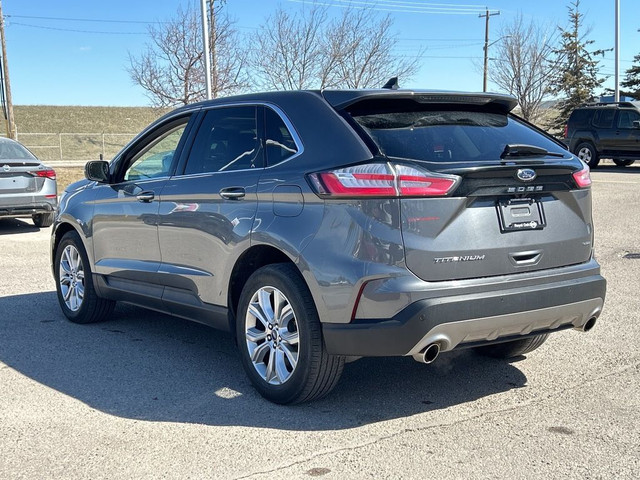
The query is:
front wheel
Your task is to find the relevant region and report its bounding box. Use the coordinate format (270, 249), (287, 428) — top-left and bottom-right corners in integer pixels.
(54, 231), (115, 324)
(475, 334), (549, 359)
(613, 159), (635, 167)
(236, 264), (344, 404)
(574, 142), (600, 168)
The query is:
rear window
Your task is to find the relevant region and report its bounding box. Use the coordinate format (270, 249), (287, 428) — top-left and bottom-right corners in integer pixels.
(0, 140), (37, 161)
(350, 107), (566, 163)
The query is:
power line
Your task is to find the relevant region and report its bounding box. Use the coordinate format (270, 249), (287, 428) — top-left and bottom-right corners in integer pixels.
(7, 21), (146, 35)
(287, 0), (488, 15)
(5, 14), (166, 24)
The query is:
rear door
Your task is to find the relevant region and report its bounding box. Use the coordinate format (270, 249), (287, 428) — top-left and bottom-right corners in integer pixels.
(592, 108), (618, 155)
(347, 101), (592, 282)
(157, 105), (264, 309)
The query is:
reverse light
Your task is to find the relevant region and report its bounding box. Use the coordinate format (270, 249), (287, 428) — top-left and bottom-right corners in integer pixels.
(31, 169), (57, 180)
(310, 163), (460, 198)
(572, 164), (591, 188)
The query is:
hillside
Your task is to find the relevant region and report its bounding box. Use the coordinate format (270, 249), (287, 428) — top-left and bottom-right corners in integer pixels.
(11, 105), (171, 162)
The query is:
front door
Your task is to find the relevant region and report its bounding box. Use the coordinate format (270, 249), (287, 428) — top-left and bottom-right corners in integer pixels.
(92, 116), (194, 291)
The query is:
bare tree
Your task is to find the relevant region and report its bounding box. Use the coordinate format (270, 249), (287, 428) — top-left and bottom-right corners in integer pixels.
(128, 4), (248, 107)
(322, 9), (421, 89)
(490, 15), (558, 123)
(251, 7), (327, 90)
(251, 6), (421, 90)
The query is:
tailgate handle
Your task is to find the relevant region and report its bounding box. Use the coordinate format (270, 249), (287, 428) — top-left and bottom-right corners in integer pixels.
(510, 251), (542, 266)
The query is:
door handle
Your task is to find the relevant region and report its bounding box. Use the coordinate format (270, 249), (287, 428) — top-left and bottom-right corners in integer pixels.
(220, 187), (245, 200)
(136, 191), (155, 203)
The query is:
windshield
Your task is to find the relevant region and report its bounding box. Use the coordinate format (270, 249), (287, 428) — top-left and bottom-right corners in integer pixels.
(352, 109), (567, 163)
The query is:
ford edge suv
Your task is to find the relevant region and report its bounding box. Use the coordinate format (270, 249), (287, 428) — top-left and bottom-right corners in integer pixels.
(51, 89), (606, 404)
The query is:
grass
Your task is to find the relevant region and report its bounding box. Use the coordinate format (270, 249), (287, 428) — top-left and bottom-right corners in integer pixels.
(13, 105), (171, 162)
(55, 167), (86, 191)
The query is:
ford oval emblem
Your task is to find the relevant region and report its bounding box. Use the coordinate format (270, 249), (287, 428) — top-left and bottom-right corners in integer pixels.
(516, 168), (537, 182)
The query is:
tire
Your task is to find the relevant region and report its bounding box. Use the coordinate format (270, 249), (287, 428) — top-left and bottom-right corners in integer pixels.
(54, 230), (115, 324)
(236, 264), (344, 404)
(32, 212), (54, 228)
(475, 334), (549, 359)
(612, 159), (635, 167)
(574, 142), (600, 168)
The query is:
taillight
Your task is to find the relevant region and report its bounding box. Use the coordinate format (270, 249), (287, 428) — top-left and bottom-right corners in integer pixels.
(309, 163), (460, 198)
(31, 169), (56, 180)
(563, 124), (568, 138)
(572, 164), (591, 188)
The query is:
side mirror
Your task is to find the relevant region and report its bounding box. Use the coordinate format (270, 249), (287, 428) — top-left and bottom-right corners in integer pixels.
(85, 160), (110, 183)
(632, 120), (640, 129)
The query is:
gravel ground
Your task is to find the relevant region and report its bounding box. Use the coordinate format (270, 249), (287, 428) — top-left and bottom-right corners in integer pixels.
(0, 166), (638, 479)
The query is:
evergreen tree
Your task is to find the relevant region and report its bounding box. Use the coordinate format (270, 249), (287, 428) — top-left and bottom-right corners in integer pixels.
(621, 54), (640, 100)
(550, 0), (607, 131)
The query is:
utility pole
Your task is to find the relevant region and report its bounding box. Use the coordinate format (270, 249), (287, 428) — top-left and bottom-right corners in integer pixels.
(479, 8), (500, 93)
(0, 0), (16, 139)
(209, 0), (219, 98)
(614, 0), (620, 102)
(200, 0), (212, 100)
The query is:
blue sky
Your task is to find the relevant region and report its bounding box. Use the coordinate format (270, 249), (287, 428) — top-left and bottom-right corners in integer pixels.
(4, 0), (639, 106)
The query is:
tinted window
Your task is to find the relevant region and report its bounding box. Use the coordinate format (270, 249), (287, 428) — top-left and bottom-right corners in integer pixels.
(265, 107), (298, 165)
(568, 109), (591, 127)
(124, 122), (188, 181)
(351, 108), (566, 162)
(617, 109), (640, 128)
(592, 109), (615, 128)
(184, 106), (262, 175)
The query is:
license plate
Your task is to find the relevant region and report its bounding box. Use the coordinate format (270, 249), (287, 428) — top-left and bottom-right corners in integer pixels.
(497, 198), (546, 232)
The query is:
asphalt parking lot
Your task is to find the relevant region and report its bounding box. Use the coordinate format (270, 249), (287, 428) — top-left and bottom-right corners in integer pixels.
(1, 166), (639, 479)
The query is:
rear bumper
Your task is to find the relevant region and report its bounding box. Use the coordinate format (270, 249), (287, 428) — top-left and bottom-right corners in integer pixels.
(322, 272), (606, 357)
(0, 202), (56, 217)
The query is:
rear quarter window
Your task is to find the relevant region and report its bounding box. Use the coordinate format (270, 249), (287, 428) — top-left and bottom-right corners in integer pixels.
(350, 108), (566, 163)
(568, 109), (591, 128)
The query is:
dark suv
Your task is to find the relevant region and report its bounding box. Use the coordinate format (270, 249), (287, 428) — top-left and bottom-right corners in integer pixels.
(51, 89), (606, 404)
(565, 101), (640, 168)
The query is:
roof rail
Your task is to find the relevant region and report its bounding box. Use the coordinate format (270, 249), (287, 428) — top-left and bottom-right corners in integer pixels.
(583, 101), (636, 108)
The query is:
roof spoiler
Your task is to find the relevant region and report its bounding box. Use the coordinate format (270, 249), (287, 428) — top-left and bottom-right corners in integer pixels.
(321, 90), (518, 112)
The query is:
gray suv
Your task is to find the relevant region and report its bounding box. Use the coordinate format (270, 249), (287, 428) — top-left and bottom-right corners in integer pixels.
(51, 90), (606, 404)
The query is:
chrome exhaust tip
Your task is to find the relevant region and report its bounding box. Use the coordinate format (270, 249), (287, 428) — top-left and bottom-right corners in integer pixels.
(413, 343), (441, 364)
(581, 316), (597, 332)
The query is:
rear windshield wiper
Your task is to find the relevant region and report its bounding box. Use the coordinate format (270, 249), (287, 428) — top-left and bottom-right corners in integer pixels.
(500, 144), (565, 160)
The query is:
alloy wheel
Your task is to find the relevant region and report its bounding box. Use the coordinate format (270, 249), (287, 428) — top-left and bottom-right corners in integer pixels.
(578, 147), (592, 163)
(59, 244), (85, 311)
(245, 286), (299, 385)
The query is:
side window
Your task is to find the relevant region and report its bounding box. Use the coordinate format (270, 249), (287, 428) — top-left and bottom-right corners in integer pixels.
(184, 106), (262, 175)
(592, 109), (615, 129)
(617, 110), (640, 129)
(265, 107), (298, 166)
(123, 122), (188, 182)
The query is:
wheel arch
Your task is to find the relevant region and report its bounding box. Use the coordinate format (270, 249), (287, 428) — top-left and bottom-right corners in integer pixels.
(227, 244), (299, 326)
(51, 222), (86, 276)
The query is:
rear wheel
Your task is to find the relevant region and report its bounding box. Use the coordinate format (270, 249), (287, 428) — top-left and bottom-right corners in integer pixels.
(32, 212), (54, 228)
(574, 142), (600, 168)
(475, 334), (549, 359)
(612, 159), (635, 167)
(236, 264), (344, 404)
(54, 231), (115, 324)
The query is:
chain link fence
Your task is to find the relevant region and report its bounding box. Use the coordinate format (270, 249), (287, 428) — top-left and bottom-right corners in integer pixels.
(15, 133), (137, 162)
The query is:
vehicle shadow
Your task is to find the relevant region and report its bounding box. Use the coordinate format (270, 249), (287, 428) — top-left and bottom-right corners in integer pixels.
(0, 292), (528, 431)
(594, 163), (640, 174)
(0, 218), (42, 235)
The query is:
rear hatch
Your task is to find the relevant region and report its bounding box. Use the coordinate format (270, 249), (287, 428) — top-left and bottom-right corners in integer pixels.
(332, 92), (593, 281)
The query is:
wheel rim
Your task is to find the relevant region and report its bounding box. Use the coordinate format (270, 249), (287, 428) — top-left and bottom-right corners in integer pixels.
(245, 286), (299, 385)
(577, 147), (592, 163)
(59, 245), (85, 312)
